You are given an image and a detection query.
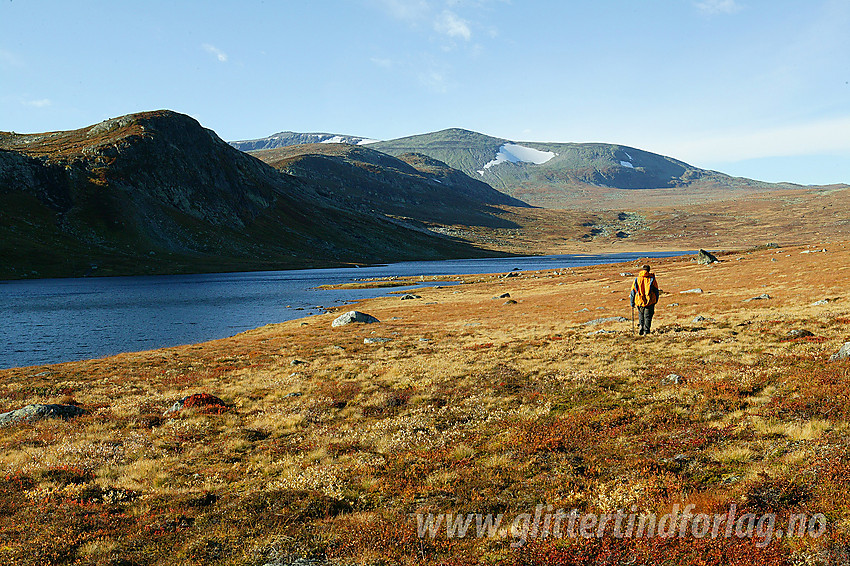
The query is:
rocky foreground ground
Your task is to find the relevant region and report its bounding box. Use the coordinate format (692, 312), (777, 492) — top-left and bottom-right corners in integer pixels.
(1, 243), (850, 565)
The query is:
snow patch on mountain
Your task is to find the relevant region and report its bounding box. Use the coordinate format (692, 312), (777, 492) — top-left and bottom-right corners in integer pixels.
(477, 144), (556, 175)
(320, 135), (347, 144)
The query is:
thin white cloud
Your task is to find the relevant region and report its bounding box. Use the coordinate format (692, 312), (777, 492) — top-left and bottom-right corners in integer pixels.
(375, 0), (430, 21)
(202, 43), (228, 63)
(370, 57), (394, 69)
(695, 0), (743, 15)
(663, 116), (850, 163)
(418, 67), (449, 93)
(23, 98), (52, 108)
(0, 49), (24, 67)
(434, 10), (471, 40)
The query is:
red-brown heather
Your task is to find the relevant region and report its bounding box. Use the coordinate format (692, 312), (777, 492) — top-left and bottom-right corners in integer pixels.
(2, 242), (850, 564)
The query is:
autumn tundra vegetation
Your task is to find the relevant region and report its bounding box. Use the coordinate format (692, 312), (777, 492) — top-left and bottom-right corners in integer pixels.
(2, 243), (850, 565)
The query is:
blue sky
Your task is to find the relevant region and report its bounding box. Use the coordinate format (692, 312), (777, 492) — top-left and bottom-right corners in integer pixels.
(2, 0), (848, 185)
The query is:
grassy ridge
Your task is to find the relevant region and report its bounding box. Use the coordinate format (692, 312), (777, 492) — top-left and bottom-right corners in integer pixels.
(1, 244), (849, 564)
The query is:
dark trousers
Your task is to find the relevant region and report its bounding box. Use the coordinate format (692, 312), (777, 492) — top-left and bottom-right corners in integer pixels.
(638, 305), (655, 334)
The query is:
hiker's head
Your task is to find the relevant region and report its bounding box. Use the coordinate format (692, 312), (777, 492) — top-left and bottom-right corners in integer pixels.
(642, 264), (651, 273)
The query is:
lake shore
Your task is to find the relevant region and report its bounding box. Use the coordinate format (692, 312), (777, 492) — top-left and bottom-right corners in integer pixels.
(1, 243), (848, 564)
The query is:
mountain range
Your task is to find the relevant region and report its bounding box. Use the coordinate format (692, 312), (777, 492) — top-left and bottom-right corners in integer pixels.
(235, 128), (803, 209)
(0, 111), (509, 279)
(3, 110), (845, 279)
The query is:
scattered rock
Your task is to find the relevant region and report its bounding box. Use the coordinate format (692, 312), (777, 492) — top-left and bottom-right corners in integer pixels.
(801, 249), (827, 254)
(669, 303), (680, 307)
(493, 293), (511, 299)
(662, 373), (685, 386)
(582, 316), (628, 326)
(811, 299), (832, 306)
(0, 403), (86, 427)
(680, 288), (704, 294)
(290, 359), (308, 366)
(620, 272), (634, 277)
(503, 299), (517, 305)
(697, 249), (719, 265)
(400, 294), (421, 300)
(285, 392), (303, 398)
(693, 315), (707, 322)
(164, 393), (228, 415)
(574, 308), (590, 313)
(364, 337), (392, 344)
(787, 329), (814, 338)
(830, 343), (850, 361)
(743, 294), (771, 302)
(501, 272), (520, 278)
(332, 311), (380, 327)
(588, 329), (616, 335)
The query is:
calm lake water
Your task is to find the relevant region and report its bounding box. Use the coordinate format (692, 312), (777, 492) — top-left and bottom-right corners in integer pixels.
(0, 252), (686, 369)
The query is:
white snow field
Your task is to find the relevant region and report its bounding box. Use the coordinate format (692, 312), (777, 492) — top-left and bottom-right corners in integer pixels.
(477, 143), (556, 175)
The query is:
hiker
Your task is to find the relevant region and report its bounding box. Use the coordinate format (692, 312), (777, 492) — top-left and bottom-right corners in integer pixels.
(630, 264), (659, 335)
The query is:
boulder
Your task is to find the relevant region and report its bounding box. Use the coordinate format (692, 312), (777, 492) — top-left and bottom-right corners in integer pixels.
(503, 299), (517, 305)
(787, 329), (814, 339)
(697, 249), (719, 265)
(830, 342), (850, 361)
(332, 310), (380, 327)
(493, 293), (511, 299)
(743, 294), (771, 302)
(811, 299), (831, 306)
(164, 393), (228, 415)
(662, 373), (685, 386)
(680, 288), (704, 294)
(363, 337), (392, 344)
(0, 403), (86, 427)
(400, 294), (421, 300)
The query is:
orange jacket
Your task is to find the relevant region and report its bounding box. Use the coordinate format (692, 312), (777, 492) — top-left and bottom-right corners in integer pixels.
(630, 269), (659, 307)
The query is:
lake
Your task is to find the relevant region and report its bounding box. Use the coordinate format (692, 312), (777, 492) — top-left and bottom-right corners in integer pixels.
(0, 252), (687, 369)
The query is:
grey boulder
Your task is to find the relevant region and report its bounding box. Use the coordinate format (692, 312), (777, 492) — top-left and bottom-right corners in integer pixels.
(830, 342), (850, 361)
(0, 403), (86, 427)
(332, 311), (380, 327)
(697, 249), (719, 265)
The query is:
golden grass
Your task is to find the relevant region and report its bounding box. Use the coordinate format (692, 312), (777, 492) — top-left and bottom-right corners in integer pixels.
(2, 242), (850, 564)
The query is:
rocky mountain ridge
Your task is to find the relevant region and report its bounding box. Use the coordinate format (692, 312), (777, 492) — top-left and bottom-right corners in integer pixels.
(0, 111), (507, 279)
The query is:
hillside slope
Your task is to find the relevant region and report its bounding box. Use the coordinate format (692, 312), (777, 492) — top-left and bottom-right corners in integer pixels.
(371, 128), (802, 208)
(0, 112), (503, 279)
(250, 143), (529, 228)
